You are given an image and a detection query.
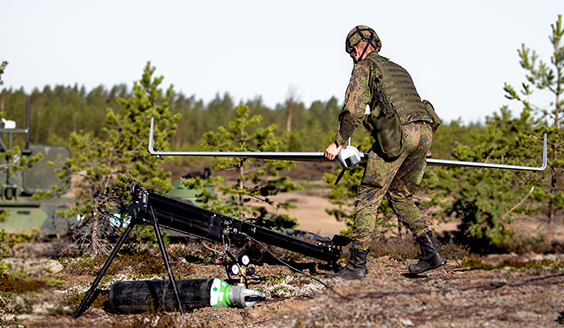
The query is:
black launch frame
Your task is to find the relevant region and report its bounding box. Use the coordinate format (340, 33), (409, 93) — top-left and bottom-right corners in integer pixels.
(72, 184), (348, 319)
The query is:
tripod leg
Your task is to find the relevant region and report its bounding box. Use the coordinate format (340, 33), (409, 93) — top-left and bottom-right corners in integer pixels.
(149, 207), (185, 315)
(72, 223), (135, 319)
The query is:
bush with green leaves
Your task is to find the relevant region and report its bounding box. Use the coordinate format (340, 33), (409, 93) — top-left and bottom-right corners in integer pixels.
(421, 15), (563, 251)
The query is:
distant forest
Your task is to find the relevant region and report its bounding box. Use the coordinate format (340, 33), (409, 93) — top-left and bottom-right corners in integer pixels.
(0, 85), (483, 160)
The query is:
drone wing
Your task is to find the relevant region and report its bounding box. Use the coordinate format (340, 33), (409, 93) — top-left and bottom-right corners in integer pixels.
(149, 118), (547, 172)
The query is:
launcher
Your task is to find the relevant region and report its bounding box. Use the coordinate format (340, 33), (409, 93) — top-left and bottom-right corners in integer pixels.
(72, 184), (350, 318)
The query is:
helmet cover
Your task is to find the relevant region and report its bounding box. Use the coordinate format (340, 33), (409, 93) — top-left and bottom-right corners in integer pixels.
(345, 25), (381, 54)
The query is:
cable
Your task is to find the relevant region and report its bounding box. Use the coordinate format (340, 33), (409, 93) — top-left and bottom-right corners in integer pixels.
(243, 234), (564, 301)
(244, 234), (352, 300)
(505, 271), (564, 287)
(358, 271), (564, 299)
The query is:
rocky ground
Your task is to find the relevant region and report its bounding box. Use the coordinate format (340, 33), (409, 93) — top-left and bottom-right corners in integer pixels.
(1, 187), (563, 328)
(0, 238), (563, 328)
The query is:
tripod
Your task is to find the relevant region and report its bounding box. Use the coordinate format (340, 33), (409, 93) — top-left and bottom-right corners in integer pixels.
(71, 205), (184, 319)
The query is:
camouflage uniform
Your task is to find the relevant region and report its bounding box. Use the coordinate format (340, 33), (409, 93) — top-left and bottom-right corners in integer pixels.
(335, 51), (433, 249)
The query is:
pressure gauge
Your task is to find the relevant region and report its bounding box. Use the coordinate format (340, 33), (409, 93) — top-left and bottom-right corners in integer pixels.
(230, 264), (240, 275)
(239, 254), (250, 266)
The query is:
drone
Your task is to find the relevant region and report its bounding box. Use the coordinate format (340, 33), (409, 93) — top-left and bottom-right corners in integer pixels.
(148, 118), (547, 172)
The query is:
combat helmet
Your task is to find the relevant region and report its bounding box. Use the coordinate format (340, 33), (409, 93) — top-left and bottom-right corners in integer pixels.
(345, 25), (381, 63)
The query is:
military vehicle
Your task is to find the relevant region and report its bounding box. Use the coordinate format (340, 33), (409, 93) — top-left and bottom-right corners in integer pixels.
(0, 100), (74, 237)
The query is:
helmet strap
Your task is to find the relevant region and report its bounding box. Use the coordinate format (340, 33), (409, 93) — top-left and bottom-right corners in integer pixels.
(350, 26), (377, 64)
(357, 42), (371, 63)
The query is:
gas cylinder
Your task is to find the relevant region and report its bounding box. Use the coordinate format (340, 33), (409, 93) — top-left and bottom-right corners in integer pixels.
(108, 278), (265, 314)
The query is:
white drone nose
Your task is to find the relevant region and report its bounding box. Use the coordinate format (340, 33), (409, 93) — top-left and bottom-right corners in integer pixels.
(337, 145), (362, 170)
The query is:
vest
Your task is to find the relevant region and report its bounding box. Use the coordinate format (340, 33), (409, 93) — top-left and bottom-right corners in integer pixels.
(361, 53), (434, 160)
(364, 53), (428, 119)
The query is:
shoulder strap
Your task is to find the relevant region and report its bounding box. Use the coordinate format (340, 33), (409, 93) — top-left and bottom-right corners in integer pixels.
(364, 55), (397, 119)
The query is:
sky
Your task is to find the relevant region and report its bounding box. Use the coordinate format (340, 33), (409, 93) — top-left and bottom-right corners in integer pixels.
(2, 1), (562, 124)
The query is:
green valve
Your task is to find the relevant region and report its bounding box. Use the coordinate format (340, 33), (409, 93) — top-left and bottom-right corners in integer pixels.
(210, 278), (232, 308)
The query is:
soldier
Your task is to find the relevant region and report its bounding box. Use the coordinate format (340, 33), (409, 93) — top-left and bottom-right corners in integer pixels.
(324, 25), (446, 280)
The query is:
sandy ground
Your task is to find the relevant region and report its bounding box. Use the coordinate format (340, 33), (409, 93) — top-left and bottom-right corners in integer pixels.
(3, 242), (564, 328)
(261, 192), (349, 237)
(263, 190), (564, 243)
(260, 190), (460, 238)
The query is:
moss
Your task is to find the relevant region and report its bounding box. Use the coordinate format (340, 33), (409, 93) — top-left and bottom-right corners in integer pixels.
(48, 279), (66, 288)
(64, 290), (108, 310)
(462, 257), (497, 271)
(58, 254), (103, 276)
(47, 306), (74, 317)
(462, 257), (564, 274)
(0, 276), (49, 293)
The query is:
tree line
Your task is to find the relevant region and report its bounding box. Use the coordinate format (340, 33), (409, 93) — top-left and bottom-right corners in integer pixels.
(0, 82), (483, 163)
(0, 84), (343, 152)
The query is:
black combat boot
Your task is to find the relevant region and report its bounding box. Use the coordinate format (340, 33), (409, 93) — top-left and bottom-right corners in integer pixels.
(325, 248), (369, 280)
(409, 231), (447, 274)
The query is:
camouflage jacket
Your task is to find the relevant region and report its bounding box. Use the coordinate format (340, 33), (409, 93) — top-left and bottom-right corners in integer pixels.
(334, 52), (431, 146)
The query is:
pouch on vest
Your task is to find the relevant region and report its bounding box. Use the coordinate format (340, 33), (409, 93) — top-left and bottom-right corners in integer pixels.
(422, 99), (441, 133)
(362, 104), (404, 160)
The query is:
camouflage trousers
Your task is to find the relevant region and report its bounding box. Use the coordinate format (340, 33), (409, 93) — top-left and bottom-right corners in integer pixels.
(353, 122), (432, 248)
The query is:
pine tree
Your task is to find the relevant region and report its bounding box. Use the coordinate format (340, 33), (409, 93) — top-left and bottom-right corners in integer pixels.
(424, 111), (534, 251)
(37, 62), (180, 256)
(503, 14), (564, 243)
(184, 103), (301, 230)
(0, 61), (7, 86)
(422, 16), (563, 250)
